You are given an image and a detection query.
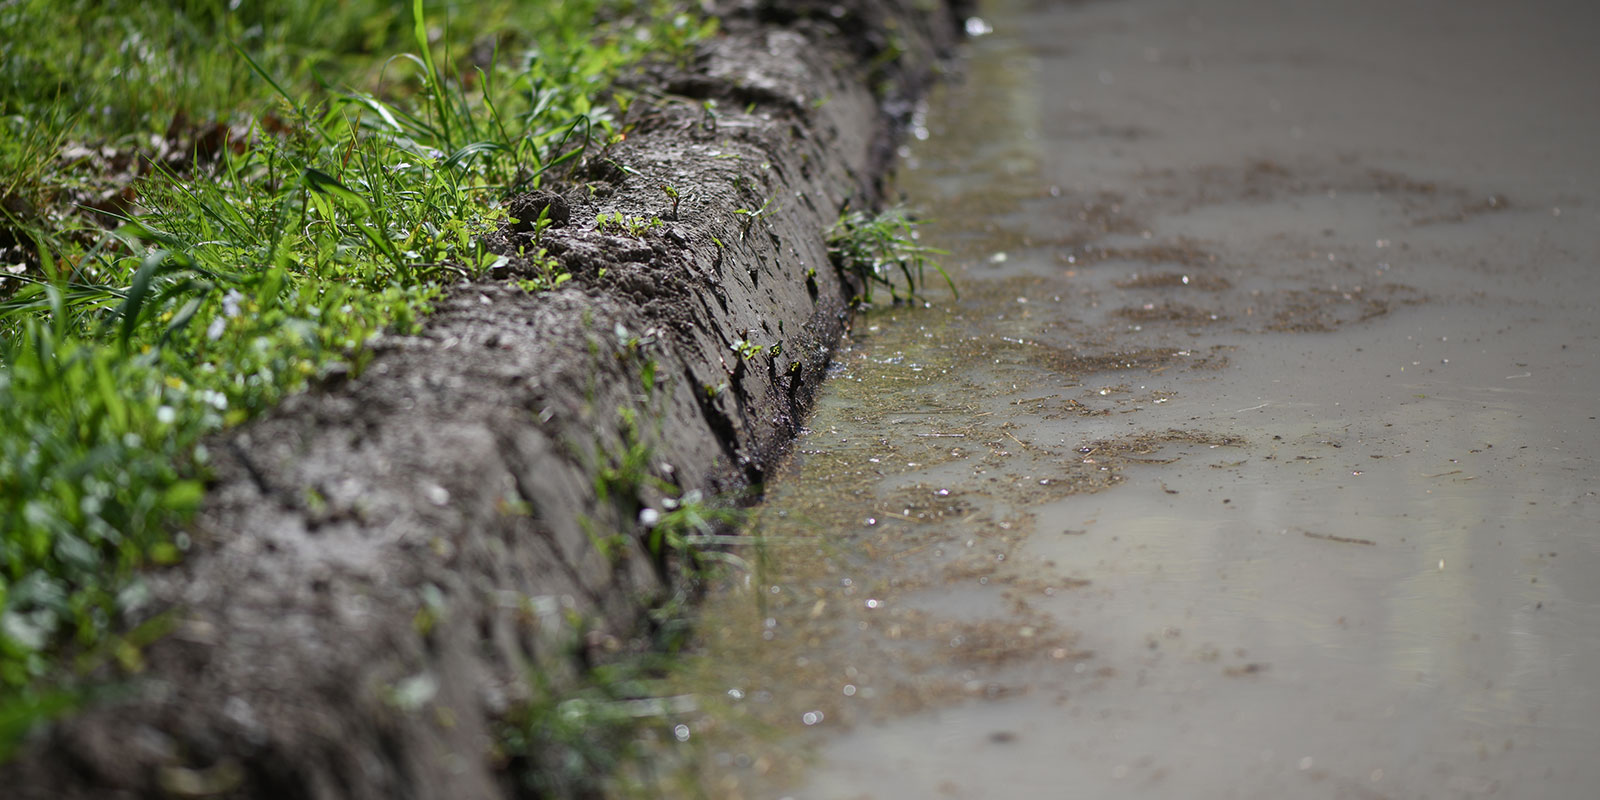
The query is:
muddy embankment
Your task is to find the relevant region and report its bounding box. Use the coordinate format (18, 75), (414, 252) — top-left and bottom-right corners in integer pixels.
(5, 2), (967, 797)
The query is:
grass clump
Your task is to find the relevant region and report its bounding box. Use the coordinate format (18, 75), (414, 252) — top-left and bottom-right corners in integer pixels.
(826, 205), (953, 306)
(0, 0), (715, 758)
(499, 621), (699, 798)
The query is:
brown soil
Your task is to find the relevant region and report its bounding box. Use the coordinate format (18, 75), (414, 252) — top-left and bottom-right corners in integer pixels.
(1, 2), (970, 798)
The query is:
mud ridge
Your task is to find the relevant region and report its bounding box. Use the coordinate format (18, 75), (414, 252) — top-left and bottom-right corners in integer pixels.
(4, 2), (968, 797)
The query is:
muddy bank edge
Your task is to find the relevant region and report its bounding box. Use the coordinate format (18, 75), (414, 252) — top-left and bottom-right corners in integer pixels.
(5, 2), (968, 797)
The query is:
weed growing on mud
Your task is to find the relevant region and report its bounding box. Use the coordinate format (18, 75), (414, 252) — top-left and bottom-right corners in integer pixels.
(729, 336), (766, 361)
(731, 194), (777, 241)
(596, 210), (663, 238)
(509, 340), (754, 796)
(499, 622), (698, 798)
(583, 331), (746, 579)
(827, 206), (954, 305)
(0, 0), (714, 756)
(660, 184), (682, 220)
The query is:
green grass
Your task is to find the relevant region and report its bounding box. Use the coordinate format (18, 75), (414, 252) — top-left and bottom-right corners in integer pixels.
(826, 205), (953, 306)
(0, 0), (714, 759)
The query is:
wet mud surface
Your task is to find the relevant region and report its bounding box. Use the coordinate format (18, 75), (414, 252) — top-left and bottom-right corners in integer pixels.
(4, 2), (970, 798)
(666, 0), (1600, 797)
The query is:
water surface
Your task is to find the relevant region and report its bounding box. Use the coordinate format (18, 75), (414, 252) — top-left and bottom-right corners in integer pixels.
(672, 1), (1600, 797)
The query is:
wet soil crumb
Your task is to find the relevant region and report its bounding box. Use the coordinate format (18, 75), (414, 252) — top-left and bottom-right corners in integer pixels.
(3, 2), (970, 798)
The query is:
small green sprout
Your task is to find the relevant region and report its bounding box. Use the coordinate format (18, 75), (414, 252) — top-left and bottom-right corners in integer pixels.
(730, 335), (764, 360)
(661, 184), (681, 220)
(731, 195), (776, 240)
(595, 211), (661, 237)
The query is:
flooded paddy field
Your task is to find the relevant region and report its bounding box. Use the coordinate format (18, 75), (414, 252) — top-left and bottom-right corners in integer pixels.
(660, 0), (1600, 797)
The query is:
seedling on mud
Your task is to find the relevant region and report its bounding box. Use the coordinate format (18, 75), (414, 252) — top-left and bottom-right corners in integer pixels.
(595, 211), (661, 238)
(661, 184), (681, 220)
(730, 339), (764, 360)
(730, 328), (764, 360)
(700, 99), (720, 133)
(732, 195), (776, 240)
(612, 321), (658, 357)
(516, 261), (571, 293)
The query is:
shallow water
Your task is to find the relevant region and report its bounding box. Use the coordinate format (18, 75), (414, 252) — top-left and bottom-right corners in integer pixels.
(669, 0), (1600, 797)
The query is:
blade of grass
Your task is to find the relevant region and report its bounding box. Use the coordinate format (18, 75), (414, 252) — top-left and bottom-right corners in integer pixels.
(411, 0), (452, 152)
